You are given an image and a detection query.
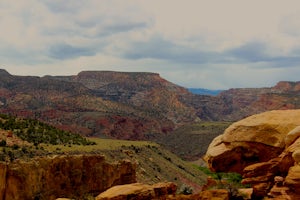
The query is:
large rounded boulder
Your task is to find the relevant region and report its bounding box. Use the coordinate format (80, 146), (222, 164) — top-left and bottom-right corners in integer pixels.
(204, 110), (300, 173)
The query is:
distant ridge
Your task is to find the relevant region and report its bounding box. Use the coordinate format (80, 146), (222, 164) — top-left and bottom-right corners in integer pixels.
(1, 69), (300, 140)
(188, 88), (223, 96)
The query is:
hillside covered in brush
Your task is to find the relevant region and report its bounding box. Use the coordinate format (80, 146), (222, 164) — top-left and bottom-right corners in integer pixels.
(0, 69), (197, 140)
(0, 113), (93, 146)
(0, 112), (208, 198)
(1, 69), (300, 142)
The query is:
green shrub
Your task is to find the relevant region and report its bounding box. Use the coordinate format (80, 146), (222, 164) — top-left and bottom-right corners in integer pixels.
(0, 140), (6, 147)
(0, 113), (95, 146)
(179, 184), (193, 195)
(196, 166), (247, 187)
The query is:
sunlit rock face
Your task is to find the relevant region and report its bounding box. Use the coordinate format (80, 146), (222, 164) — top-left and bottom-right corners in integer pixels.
(205, 110), (300, 173)
(0, 155), (136, 200)
(95, 182), (177, 200)
(205, 109), (300, 199)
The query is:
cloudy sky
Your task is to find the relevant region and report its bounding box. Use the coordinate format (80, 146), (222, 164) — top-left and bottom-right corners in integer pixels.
(1, 0), (300, 89)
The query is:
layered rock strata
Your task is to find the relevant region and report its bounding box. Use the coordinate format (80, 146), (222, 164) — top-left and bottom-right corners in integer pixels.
(244, 125), (300, 199)
(0, 154), (136, 200)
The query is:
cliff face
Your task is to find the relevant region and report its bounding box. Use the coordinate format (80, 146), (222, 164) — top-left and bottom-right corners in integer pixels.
(0, 70), (198, 140)
(2, 69), (300, 141)
(183, 81), (300, 121)
(0, 154), (136, 200)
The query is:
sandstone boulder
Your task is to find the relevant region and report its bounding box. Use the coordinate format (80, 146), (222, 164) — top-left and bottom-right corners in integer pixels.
(95, 182), (177, 200)
(292, 149), (300, 164)
(205, 110), (300, 173)
(285, 126), (300, 147)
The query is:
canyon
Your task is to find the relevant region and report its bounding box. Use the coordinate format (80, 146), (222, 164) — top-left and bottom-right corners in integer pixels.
(1, 69), (300, 142)
(2, 69), (300, 199)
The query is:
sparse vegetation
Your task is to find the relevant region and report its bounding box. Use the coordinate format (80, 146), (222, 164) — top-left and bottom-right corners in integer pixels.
(155, 121), (232, 160)
(196, 166), (245, 187)
(179, 184), (193, 195)
(0, 140), (6, 147)
(196, 165), (250, 199)
(0, 113), (95, 146)
(0, 113), (209, 194)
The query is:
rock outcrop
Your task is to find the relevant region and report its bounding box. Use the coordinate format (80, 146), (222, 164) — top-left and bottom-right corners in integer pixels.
(0, 154), (136, 200)
(95, 182), (231, 200)
(95, 182), (177, 200)
(205, 109), (300, 199)
(204, 110), (300, 173)
(243, 125), (300, 199)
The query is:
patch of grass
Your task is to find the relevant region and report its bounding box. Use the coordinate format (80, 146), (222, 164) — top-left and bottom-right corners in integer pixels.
(154, 121), (232, 160)
(195, 165), (250, 188)
(41, 138), (157, 152)
(0, 146), (50, 162)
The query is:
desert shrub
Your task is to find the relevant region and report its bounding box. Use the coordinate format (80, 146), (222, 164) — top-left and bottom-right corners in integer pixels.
(179, 184), (193, 195)
(0, 154), (5, 161)
(0, 140), (6, 147)
(197, 166), (243, 183)
(196, 166), (249, 199)
(0, 113), (95, 146)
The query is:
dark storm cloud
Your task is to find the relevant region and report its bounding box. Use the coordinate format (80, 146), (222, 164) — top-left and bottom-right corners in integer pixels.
(227, 41), (300, 67)
(123, 37), (226, 64)
(73, 20), (150, 38)
(227, 42), (270, 62)
(48, 43), (96, 60)
(42, 0), (83, 14)
(99, 22), (149, 37)
(123, 37), (300, 68)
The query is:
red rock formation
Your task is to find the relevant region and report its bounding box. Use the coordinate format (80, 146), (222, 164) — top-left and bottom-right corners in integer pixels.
(0, 155), (136, 200)
(0, 70), (198, 140)
(205, 110), (300, 199)
(204, 110), (300, 173)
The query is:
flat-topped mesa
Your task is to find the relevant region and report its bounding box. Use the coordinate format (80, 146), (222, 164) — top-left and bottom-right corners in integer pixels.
(76, 71), (160, 83)
(74, 71), (188, 93)
(272, 81), (300, 92)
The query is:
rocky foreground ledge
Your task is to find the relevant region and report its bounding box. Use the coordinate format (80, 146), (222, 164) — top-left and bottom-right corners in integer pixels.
(205, 109), (300, 199)
(0, 154), (136, 200)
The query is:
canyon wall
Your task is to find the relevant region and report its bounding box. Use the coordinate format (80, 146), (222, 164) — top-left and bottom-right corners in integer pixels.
(0, 154), (136, 200)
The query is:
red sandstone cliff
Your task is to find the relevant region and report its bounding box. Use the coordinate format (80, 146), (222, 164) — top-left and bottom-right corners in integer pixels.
(0, 154), (136, 200)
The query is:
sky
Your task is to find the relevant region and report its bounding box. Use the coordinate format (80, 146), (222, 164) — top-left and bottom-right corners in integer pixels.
(1, 0), (300, 89)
